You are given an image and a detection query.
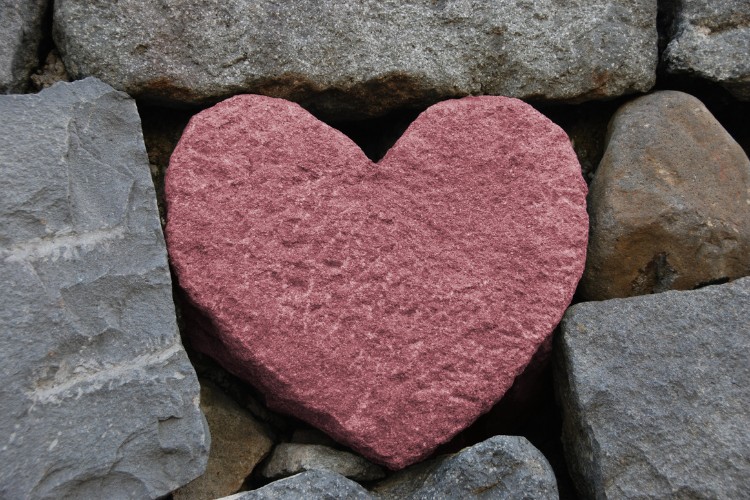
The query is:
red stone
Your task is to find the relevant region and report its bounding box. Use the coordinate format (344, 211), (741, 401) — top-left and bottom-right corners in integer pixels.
(165, 95), (588, 469)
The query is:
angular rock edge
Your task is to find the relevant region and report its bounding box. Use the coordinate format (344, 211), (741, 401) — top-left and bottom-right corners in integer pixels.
(53, 0), (657, 117)
(556, 278), (750, 498)
(0, 77), (209, 498)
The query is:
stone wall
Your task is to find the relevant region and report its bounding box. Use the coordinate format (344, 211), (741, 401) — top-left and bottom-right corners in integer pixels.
(2, 1), (748, 498)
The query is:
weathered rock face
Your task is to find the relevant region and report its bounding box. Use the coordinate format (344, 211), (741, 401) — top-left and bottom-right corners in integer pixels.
(373, 436), (559, 499)
(580, 90), (750, 300)
(221, 470), (373, 500)
(53, 0), (657, 118)
(0, 0), (48, 93)
(0, 78), (208, 498)
(663, 0), (750, 100)
(173, 381), (274, 500)
(165, 95), (588, 468)
(556, 278), (750, 499)
(261, 443), (385, 482)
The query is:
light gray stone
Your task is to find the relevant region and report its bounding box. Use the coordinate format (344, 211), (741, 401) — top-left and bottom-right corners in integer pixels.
(0, 77), (209, 499)
(373, 436), (558, 499)
(0, 0), (48, 93)
(53, 0), (657, 118)
(556, 278), (750, 498)
(220, 470), (373, 500)
(261, 443), (385, 482)
(663, 0), (750, 100)
(580, 91), (750, 300)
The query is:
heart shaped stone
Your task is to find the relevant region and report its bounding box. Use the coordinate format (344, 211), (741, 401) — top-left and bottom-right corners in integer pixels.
(165, 95), (588, 469)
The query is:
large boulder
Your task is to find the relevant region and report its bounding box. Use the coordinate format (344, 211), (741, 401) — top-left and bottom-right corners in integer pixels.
(580, 90), (750, 300)
(0, 78), (209, 498)
(556, 278), (750, 498)
(663, 0), (750, 100)
(165, 94), (588, 469)
(53, 0), (657, 118)
(0, 0), (48, 93)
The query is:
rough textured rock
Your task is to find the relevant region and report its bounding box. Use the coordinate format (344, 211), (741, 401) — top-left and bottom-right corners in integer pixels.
(221, 470), (372, 500)
(0, 78), (209, 498)
(0, 0), (48, 93)
(663, 0), (750, 100)
(30, 49), (70, 91)
(173, 381), (274, 500)
(580, 91), (750, 300)
(374, 436), (558, 499)
(557, 278), (750, 499)
(261, 443), (385, 482)
(54, 0), (656, 118)
(166, 94), (588, 469)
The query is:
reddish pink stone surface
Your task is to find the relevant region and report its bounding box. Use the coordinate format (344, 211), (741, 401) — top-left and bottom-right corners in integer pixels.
(165, 95), (588, 469)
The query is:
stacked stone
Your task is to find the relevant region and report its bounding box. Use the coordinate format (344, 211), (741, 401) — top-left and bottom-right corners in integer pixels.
(1, 0), (748, 498)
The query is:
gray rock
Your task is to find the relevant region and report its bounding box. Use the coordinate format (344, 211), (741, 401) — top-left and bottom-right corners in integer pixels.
(0, 78), (209, 498)
(580, 91), (750, 300)
(53, 0), (657, 118)
(261, 443), (385, 482)
(0, 0), (48, 93)
(220, 470), (373, 500)
(173, 381), (274, 500)
(663, 0), (750, 100)
(556, 278), (750, 498)
(373, 436), (558, 499)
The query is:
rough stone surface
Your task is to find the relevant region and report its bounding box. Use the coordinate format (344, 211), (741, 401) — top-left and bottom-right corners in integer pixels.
(0, 78), (209, 498)
(261, 443), (385, 482)
(0, 0), (48, 93)
(165, 94), (588, 468)
(54, 0), (656, 118)
(30, 49), (70, 91)
(580, 91), (750, 300)
(663, 0), (750, 100)
(557, 278), (750, 499)
(221, 470), (372, 500)
(373, 436), (558, 499)
(173, 381), (274, 500)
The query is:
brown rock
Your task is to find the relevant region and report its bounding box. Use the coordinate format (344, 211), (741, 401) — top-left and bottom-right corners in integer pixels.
(29, 49), (70, 91)
(173, 381), (274, 500)
(580, 90), (750, 300)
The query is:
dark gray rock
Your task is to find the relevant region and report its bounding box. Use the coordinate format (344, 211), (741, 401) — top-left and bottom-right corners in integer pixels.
(580, 91), (750, 300)
(663, 0), (750, 100)
(373, 436), (558, 499)
(556, 278), (750, 498)
(53, 0), (657, 118)
(0, 0), (48, 92)
(220, 470), (373, 500)
(261, 443), (385, 482)
(0, 78), (209, 498)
